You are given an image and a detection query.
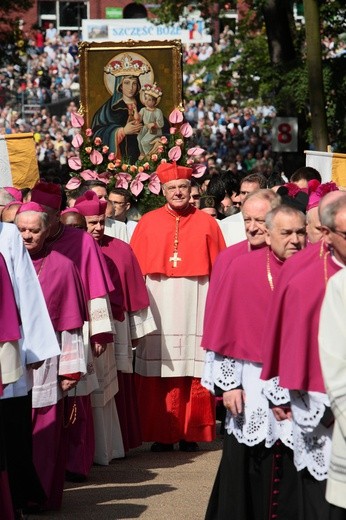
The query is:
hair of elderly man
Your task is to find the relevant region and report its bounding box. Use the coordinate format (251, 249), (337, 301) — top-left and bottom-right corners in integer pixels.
(265, 204), (306, 230)
(15, 210), (50, 230)
(243, 188), (281, 209)
(0, 188), (15, 206)
(320, 194), (346, 229)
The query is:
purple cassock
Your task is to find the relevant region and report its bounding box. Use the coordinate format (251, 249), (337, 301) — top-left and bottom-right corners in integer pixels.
(203, 240), (251, 347)
(261, 243), (341, 393)
(100, 235), (150, 453)
(47, 225), (115, 301)
(31, 248), (88, 330)
(0, 253), (21, 519)
(0, 252), (21, 344)
(202, 246), (283, 363)
(31, 249), (88, 511)
(100, 235), (149, 313)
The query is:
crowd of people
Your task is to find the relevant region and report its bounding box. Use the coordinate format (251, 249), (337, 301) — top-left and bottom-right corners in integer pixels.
(1, 20), (346, 520)
(0, 22), (278, 195)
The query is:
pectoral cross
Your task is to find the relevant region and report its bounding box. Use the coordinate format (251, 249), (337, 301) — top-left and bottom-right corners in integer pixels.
(169, 251), (181, 268)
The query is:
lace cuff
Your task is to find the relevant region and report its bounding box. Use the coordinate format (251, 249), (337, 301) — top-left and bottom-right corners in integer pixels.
(290, 390), (330, 431)
(263, 377), (290, 405)
(201, 350), (243, 393)
(88, 296), (114, 337)
(59, 328), (86, 376)
(129, 307), (157, 339)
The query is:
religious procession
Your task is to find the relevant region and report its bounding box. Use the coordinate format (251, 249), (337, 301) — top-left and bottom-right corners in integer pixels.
(1, 1), (346, 519)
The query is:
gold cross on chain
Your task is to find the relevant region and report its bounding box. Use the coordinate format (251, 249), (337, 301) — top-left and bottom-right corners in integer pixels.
(169, 251), (181, 267)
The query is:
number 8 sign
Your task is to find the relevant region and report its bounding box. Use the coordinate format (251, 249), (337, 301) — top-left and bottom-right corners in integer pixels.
(272, 117), (298, 152)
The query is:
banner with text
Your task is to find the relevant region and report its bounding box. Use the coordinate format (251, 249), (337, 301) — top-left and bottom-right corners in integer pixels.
(82, 19), (212, 45)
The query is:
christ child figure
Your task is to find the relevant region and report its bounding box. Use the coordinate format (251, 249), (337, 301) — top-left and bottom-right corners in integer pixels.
(137, 83), (164, 159)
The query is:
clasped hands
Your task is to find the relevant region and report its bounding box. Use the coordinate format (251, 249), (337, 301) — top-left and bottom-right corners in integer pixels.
(223, 389), (292, 421)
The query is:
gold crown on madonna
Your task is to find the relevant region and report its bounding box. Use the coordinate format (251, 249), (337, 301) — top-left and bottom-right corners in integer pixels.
(104, 54), (150, 77)
(141, 82), (162, 99)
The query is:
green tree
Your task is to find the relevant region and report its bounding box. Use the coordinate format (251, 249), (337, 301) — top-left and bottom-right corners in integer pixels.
(303, 0), (328, 151)
(151, 0), (346, 151)
(0, 0), (33, 67)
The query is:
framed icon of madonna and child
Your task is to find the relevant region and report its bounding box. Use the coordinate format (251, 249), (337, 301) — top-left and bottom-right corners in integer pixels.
(79, 40), (183, 164)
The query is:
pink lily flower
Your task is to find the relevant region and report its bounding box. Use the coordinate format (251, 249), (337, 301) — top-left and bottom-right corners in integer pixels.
(65, 177), (81, 190)
(130, 172), (150, 197)
(187, 146), (205, 156)
(168, 146), (182, 161)
(116, 172), (132, 189)
(192, 164), (207, 178)
(148, 173), (161, 194)
(169, 108), (184, 124)
(80, 169), (98, 181)
(90, 149), (103, 165)
(72, 133), (83, 148)
(70, 112), (84, 128)
(68, 156), (82, 170)
(180, 122), (193, 137)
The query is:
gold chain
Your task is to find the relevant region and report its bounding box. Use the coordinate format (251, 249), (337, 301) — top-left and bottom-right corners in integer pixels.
(36, 254), (47, 278)
(319, 240), (324, 258)
(267, 249), (274, 291)
(324, 250), (330, 287)
(63, 389), (77, 429)
(165, 205), (190, 267)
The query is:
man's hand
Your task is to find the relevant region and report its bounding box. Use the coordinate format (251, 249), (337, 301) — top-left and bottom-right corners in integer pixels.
(272, 405), (292, 421)
(60, 378), (78, 392)
(92, 342), (107, 358)
(223, 389), (246, 416)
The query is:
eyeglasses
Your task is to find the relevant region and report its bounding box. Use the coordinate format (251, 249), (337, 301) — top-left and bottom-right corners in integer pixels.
(110, 200), (126, 206)
(331, 228), (346, 240)
(165, 184), (190, 192)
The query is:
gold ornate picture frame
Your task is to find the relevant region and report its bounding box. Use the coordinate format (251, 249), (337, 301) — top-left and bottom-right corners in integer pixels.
(78, 39), (183, 129)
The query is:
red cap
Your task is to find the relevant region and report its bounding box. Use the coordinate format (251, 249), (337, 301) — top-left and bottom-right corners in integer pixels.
(74, 190), (107, 216)
(17, 202), (45, 214)
(31, 181), (62, 210)
(307, 182), (338, 211)
(60, 207), (81, 215)
(156, 161), (193, 184)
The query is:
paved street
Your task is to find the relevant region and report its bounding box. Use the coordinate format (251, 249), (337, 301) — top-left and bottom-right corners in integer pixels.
(30, 436), (223, 520)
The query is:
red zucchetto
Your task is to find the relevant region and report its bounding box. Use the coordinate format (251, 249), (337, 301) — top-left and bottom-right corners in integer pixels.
(156, 162), (193, 184)
(74, 190), (107, 216)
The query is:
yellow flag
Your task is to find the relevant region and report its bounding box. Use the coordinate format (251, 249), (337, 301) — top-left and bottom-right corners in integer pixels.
(305, 150), (346, 188)
(0, 133), (39, 188)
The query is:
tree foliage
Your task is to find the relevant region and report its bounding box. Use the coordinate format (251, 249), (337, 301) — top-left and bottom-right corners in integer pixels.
(0, 0), (33, 68)
(151, 0), (346, 151)
(0, 0), (33, 22)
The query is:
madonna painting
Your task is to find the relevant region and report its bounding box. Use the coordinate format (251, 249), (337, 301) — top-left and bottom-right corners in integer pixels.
(79, 40), (183, 163)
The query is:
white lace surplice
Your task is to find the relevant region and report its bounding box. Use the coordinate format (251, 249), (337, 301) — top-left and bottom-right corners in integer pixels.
(136, 275), (208, 378)
(0, 340), (23, 385)
(202, 351), (293, 449)
(115, 307), (157, 374)
(32, 328), (85, 408)
(290, 389), (332, 481)
(72, 296), (114, 397)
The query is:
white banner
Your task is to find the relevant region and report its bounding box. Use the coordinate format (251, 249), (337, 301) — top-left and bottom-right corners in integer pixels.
(82, 19), (212, 45)
(305, 150), (346, 187)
